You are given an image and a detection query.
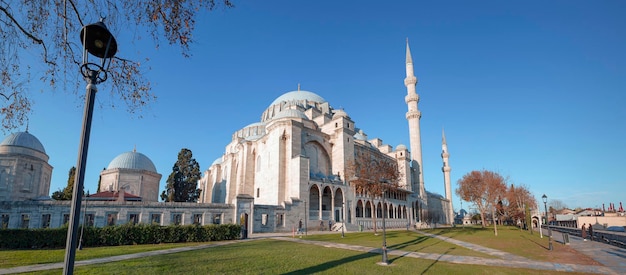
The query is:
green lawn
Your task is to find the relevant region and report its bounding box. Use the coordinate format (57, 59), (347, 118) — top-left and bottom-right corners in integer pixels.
(304, 230), (495, 258)
(3, 227), (593, 274)
(0, 242), (207, 268)
(424, 226), (564, 261)
(31, 239), (582, 275)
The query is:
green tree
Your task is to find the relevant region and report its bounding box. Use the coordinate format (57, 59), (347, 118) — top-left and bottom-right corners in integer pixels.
(51, 166), (77, 200)
(0, 0), (233, 131)
(161, 148), (201, 202)
(96, 167), (105, 192)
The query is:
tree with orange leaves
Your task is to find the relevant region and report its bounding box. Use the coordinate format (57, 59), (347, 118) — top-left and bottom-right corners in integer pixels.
(456, 170), (507, 235)
(346, 147), (401, 234)
(500, 184), (536, 228)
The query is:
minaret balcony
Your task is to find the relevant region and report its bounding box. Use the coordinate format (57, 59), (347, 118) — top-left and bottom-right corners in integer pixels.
(404, 76), (417, 86)
(405, 111), (421, 120)
(405, 93), (419, 103)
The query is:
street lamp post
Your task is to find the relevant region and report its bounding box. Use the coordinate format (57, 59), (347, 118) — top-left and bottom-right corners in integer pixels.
(78, 190), (89, 250)
(381, 190), (388, 265)
(341, 201), (345, 238)
(542, 194), (553, 251)
(63, 20), (117, 275)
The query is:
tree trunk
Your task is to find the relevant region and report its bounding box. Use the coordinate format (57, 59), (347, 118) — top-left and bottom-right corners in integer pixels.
(372, 204), (378, 234)
(492, 206), (498, 236)
(480, 211), (486, 228)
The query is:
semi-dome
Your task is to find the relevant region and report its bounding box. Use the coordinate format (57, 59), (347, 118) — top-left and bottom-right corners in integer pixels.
(269, 90), (326, 106)
(0, 131), (46, 153)
(107, 150), (157, 173)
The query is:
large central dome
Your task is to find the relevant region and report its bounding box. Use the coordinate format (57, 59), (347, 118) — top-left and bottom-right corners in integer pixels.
(269, 90), (326, 106)
(107, 150), (157, 173)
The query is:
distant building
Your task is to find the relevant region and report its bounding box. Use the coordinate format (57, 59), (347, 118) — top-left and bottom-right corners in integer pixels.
(98, 150), (161, 202)
(0, 134), (235, 229)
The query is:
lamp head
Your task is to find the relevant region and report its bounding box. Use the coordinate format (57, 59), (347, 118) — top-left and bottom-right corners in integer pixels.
(80, 21), (117, 59)
(542, 194), (547, 203)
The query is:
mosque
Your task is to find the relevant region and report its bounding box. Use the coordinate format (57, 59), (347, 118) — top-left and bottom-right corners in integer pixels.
(0, 42), (453, 233)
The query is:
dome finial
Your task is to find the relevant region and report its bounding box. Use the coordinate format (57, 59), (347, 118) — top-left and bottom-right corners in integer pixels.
(133, 144), (136, 152)
(297, 83), (301, 91)
(25, 118), (29, 133)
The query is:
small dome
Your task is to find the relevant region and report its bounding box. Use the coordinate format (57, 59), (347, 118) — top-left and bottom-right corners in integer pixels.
(269, 90), (326, 106)
(107, 150), (157, 173)
(353, 130), (367, 141)
(333, 109), (349, 119)
(0, 131), (46, 153)
(273, 109), (308, 120)
(211, 157), (223, 166)
(396, 144), (407, 151)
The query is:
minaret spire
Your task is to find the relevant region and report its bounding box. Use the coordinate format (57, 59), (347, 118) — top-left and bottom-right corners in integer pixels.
(404, 39), (425, 198)
(441, 128), (454, 224)
(406, 38), (413, 64)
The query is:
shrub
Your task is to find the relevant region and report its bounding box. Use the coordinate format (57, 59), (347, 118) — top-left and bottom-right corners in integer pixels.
(0, 224), (241, 249)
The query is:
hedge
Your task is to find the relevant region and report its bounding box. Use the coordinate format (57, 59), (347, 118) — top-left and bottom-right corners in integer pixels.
(0, 223), (242, 249)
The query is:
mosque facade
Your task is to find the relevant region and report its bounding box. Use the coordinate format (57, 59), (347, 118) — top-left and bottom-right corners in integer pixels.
(0, 42), (453, 233)
(198, 42), (454, 232)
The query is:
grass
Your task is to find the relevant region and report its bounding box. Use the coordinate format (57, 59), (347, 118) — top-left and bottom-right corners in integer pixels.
(0, 242), (207, 268)
(424, 226), (573, 261)
(30, 239), (584, 275)
(304, 230), (496, 258)
(3, 227), (596, 274)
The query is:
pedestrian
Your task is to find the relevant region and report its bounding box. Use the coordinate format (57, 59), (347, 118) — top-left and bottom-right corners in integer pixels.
(320, 220), (324, 231)
(581, 223), (587, 241)
(328, 220), (332, 231)
(588, 224), (594, 241)
(298, 219), (303, 235)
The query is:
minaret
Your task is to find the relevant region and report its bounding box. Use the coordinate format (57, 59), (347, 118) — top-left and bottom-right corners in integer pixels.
(404, 39), (425, 198)
(441, 128), (454, 224)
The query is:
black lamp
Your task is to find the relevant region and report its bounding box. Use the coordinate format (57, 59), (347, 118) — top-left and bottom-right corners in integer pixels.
(79, 20), (117, 83)
(64, 20), (117, 274)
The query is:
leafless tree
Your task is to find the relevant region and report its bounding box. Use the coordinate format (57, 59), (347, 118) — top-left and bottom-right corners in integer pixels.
(0, 0), (233, 130)
(346, 146), (401, 234)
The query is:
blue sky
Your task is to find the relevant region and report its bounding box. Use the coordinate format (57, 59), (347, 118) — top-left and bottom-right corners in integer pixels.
(18, 1), (625, 211)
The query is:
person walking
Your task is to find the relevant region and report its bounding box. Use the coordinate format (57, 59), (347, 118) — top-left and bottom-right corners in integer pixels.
(581, 223), (587, 241)
(588, 224), (594, 241)
(328, 220), (332, 231)
(298, 219), (303, 235)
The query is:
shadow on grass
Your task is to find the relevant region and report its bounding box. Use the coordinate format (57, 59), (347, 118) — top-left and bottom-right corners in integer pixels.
(419, 246), (455, 274)
(280, 250), (378, 275)
(387, 235), (431, 251)
(520, 234), (550, 250)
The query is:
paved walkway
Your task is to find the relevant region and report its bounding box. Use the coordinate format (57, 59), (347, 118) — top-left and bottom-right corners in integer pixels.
(541, 228), (626, 274)
(1, 229), (624, 274)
